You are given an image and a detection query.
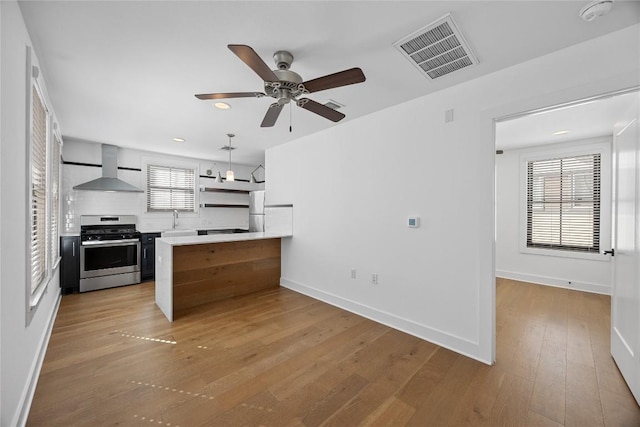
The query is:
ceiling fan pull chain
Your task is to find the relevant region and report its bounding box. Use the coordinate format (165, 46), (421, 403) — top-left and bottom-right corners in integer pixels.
(290, 102), (293, 133)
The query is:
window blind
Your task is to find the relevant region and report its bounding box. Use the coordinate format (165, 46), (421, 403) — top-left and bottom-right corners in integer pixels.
(147, 164), (196, 212)
(30, 86), (48, 293)
(527, 153), (601, 253)
(50, 133), (61, 265)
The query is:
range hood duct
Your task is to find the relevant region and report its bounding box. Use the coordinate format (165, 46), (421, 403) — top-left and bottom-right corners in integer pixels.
(72, 144), (143, 192)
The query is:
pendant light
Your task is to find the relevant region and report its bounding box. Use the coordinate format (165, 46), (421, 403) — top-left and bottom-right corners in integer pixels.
(226, 133), (235, 182)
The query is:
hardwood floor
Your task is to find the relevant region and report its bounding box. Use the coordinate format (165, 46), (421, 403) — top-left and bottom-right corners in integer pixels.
(28, 278), (640, 426)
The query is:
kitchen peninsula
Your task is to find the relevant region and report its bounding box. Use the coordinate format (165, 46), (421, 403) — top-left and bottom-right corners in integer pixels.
(155, 231), (291, 321)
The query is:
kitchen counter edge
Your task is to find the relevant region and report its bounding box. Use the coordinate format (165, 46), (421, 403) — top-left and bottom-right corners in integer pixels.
(157, 231), (292, 247)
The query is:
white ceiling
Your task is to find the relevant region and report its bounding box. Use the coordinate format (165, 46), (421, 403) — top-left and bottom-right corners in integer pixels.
(495, 90), (639, 151)
(18, 1), (640, 167)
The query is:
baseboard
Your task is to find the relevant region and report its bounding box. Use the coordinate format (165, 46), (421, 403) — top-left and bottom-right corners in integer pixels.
(14, 287), (61, 427)
(280, 277), (491, 365)
(496, 270), (611, 295)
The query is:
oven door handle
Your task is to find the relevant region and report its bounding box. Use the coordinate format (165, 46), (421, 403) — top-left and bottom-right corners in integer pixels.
(81, 238), (140, 246)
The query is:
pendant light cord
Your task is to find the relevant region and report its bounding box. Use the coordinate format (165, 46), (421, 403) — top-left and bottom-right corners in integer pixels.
(226, 133), (235, 181)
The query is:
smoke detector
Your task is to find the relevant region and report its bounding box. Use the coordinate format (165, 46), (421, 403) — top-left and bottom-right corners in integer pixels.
(579, 0), (613, 22)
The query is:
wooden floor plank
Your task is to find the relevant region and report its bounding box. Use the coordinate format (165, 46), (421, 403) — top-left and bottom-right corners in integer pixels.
(484, 372), (535, 426)
(565, 359), (605, 427)
(529, 308), (568, 424)
(360, 396), (416, 426)
(406, 354), (481, 426)
(448, 363), (509, 425)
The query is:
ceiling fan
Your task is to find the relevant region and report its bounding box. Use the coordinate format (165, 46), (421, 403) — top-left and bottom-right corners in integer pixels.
(195, 44), (366, 127)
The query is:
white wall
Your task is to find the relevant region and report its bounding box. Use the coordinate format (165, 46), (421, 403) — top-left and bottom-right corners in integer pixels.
(1, 2), (61, 425)
(266, 25), (640, 364)
(61, 139), (264, 234)
(496, 137), (613, 294)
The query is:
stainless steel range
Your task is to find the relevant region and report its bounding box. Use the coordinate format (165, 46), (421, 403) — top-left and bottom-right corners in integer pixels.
(80, 215), (141, 292)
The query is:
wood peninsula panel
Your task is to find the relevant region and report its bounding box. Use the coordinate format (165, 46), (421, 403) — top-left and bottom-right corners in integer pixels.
(172, 238), (281, 317)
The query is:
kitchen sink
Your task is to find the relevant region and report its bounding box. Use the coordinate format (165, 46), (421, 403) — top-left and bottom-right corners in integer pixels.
(161, 229), (198, 238)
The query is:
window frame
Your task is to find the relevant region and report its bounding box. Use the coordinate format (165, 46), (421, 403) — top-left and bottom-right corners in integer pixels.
(144, 159), (199, 213)
(26, 48), (63, 324)
(519, 140), (611, 262)
(28, 79), (50, 302)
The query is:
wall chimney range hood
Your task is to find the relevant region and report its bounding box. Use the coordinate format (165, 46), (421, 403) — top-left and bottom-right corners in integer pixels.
(72, 144), (143, 192)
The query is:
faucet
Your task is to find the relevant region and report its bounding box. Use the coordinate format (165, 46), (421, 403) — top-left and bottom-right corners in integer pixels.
(172, 210), (179, 229)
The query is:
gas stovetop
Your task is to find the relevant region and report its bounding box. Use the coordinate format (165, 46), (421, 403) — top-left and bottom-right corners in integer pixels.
(80, 215), (141, 242)
(80, 225), (141, 242)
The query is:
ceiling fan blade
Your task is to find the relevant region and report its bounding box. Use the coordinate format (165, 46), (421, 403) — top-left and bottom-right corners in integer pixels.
(261, 103), (284, 127)
(228, 44), (279, 83)
(302, 68), (366, 93)
(297, 98), (345, 122)
(195, 92), (265, 100)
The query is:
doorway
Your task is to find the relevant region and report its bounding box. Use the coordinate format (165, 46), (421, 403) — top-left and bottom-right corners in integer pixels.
(493, 93), (637, 294)
(492, 89), (640, 416)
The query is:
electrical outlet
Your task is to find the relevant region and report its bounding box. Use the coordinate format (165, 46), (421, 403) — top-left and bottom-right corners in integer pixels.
(351, 269), (357, 279)
(371, 273), (378, 285)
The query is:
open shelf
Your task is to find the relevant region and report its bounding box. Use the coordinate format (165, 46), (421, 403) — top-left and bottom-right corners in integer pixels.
(200, 203), (250, 208)
(200, 187), (250, 194)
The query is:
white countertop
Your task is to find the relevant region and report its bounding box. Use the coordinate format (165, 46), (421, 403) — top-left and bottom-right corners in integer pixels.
(157, 231), (292, 247)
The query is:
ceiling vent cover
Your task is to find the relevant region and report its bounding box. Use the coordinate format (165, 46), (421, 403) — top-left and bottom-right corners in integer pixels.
(324, 99), (344, 110)
(393, 13), (478, 80)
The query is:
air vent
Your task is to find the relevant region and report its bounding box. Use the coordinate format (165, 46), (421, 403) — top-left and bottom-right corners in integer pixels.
(219, 146), (236, 151)
(393, 13), (478, 80)
(324, 99), (345, 110)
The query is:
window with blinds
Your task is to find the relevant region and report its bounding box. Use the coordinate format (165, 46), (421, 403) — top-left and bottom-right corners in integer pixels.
(526, 153), (601, 253)
(147, 164), (196, 212)
(30, 85), (49, 294)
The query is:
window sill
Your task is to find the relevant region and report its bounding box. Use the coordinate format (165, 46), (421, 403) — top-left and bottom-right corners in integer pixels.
(520, 246), (610, 262)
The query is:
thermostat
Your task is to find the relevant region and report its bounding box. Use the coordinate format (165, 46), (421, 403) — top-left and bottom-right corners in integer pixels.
(407, 217), (420, 228)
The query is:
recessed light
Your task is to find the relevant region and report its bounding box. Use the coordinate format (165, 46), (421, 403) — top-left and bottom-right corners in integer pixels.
(214, 102), (231, 110)
(552, 130), (569, 136)
(172, 137), (186, 142)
